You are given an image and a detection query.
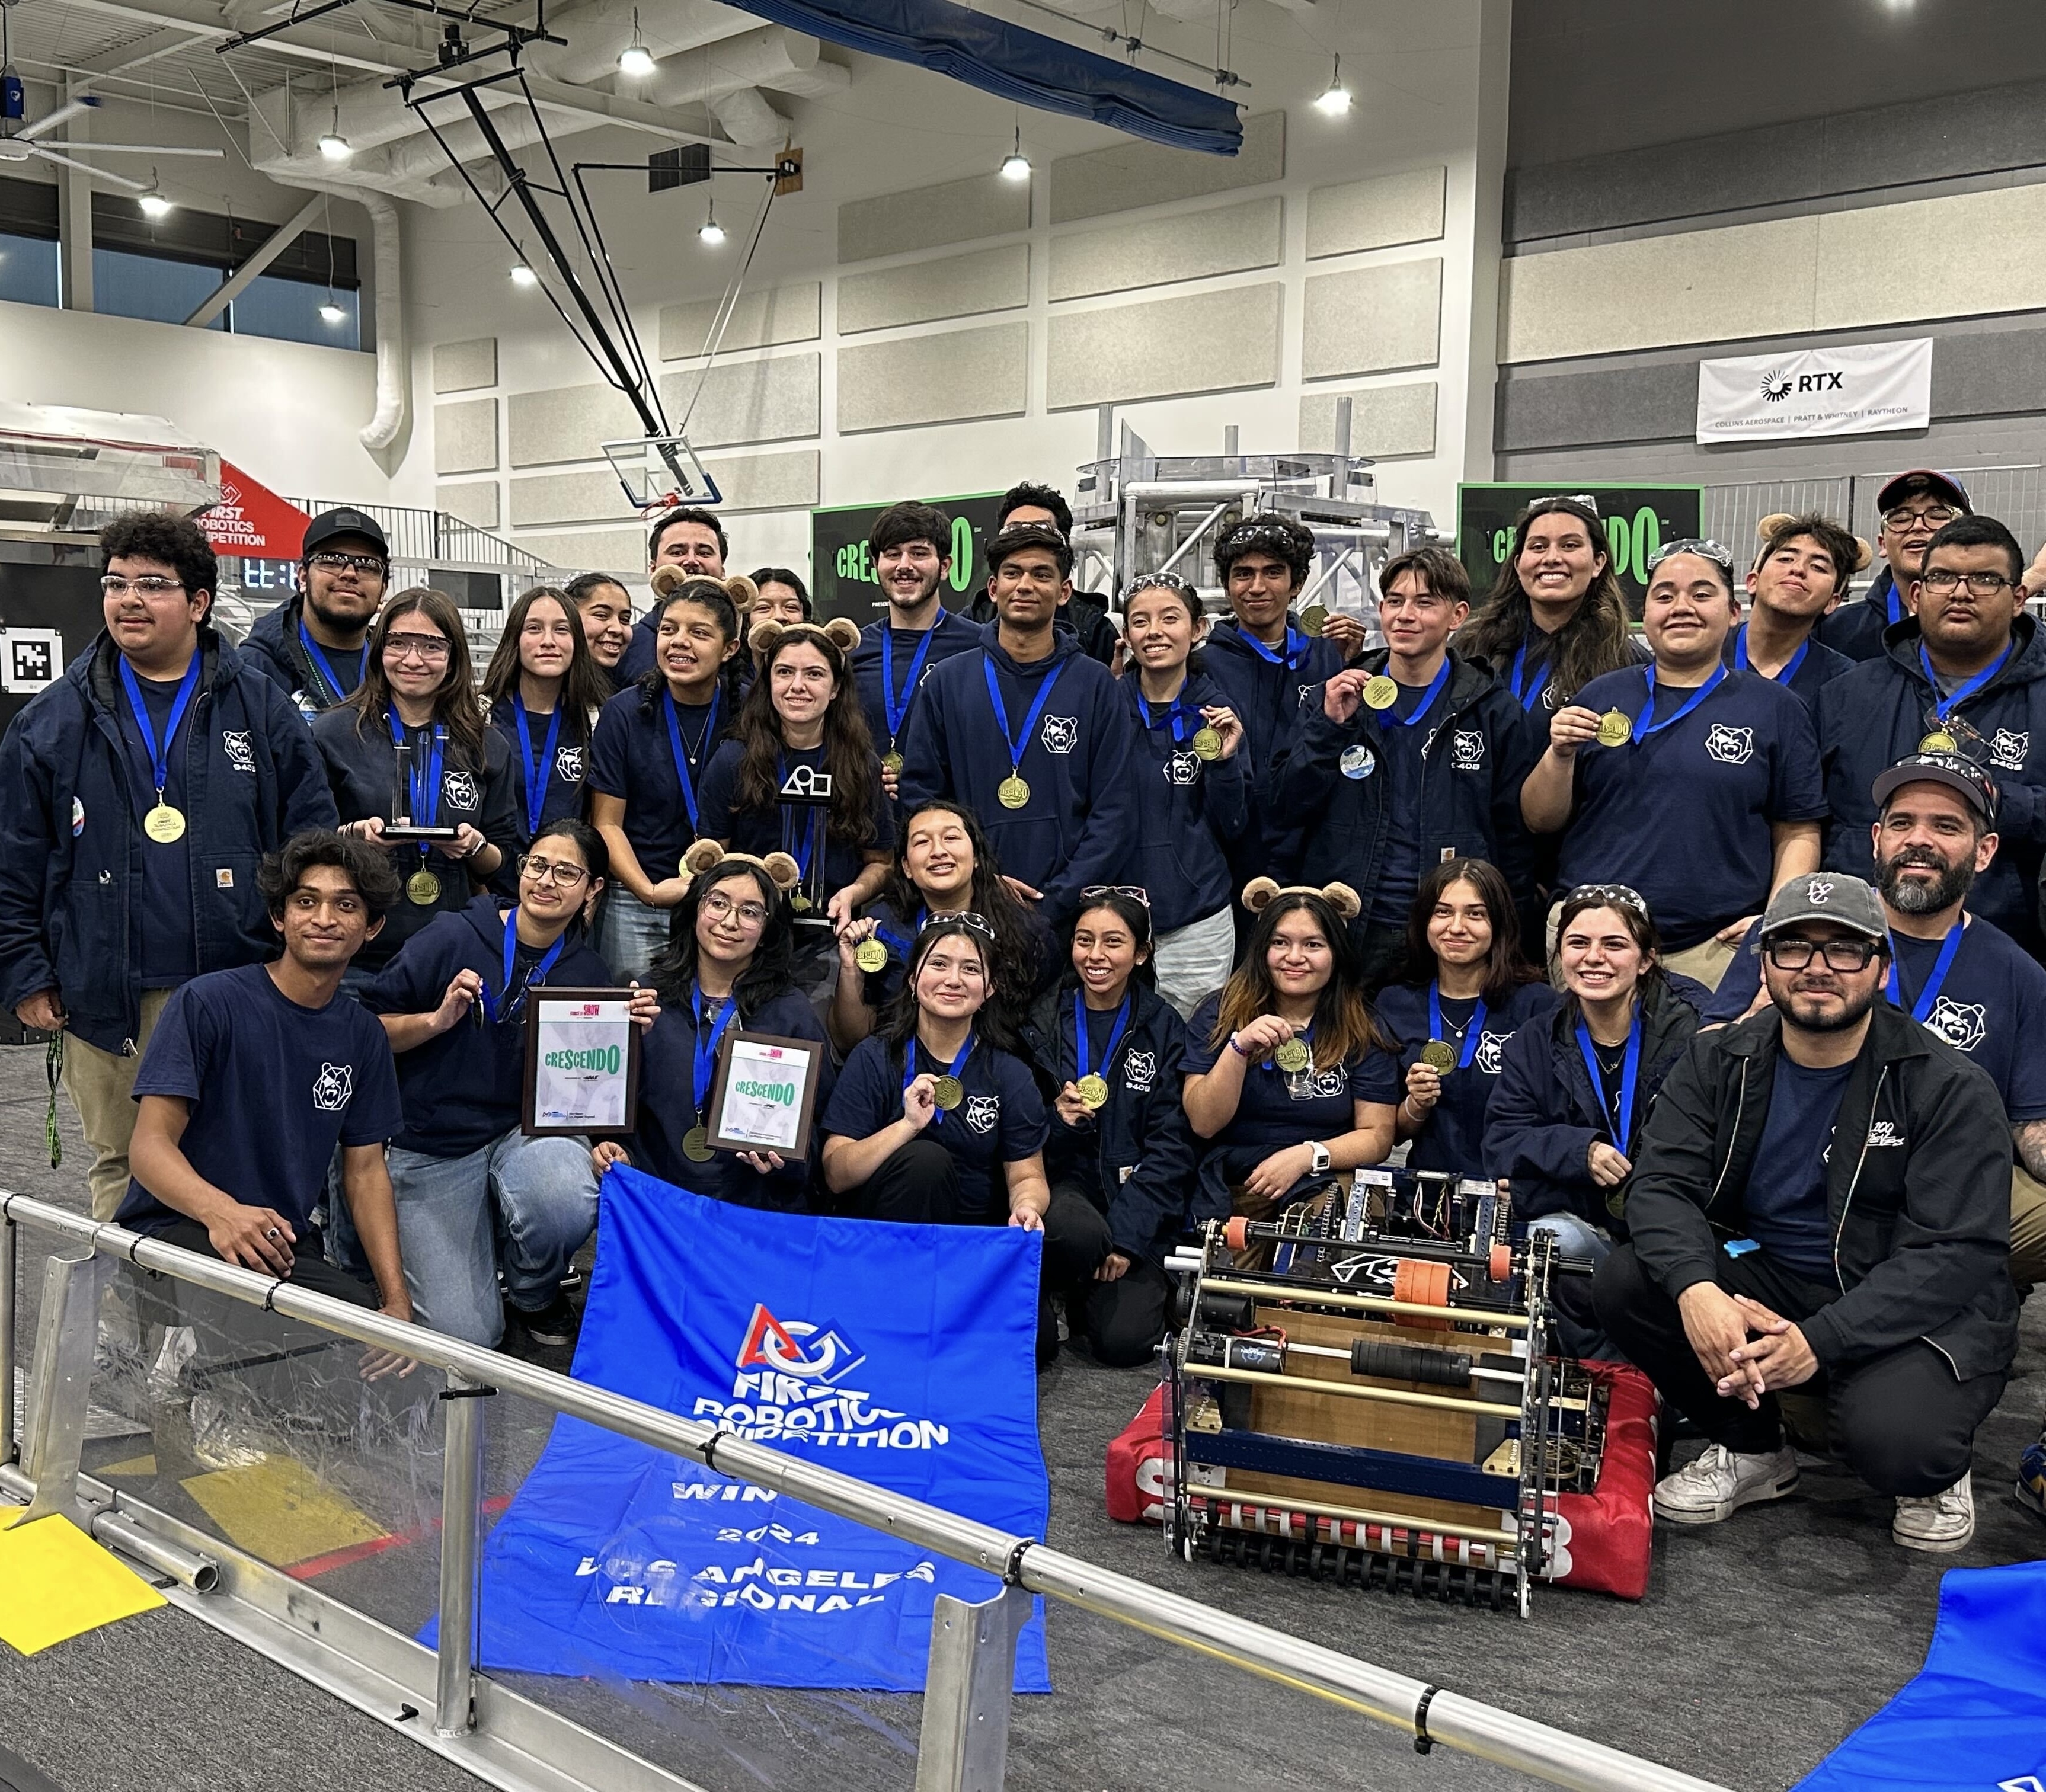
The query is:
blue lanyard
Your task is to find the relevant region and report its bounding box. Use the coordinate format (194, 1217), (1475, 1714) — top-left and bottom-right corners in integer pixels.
(1575, 1012), (1642, 1147)
(1374, 657), (1452, 731)
(117, 656), (202, 799)
(1073, 990), (1131, 1086)
(881, 625), (938, 747)
(982, 654), (1066, 777)
(691, 983), (739, 1115)
(1884, 570), (1903, 628)
(1885, 921), (1965, 1024)
(1732, 625), (1808, 688)
(906, 1034), (973, 1125)
(298, 621), (366, 704)
(776, 753), (823, 887)
(385, 711), (446, 847)
(1428, 982), (1490, 1071)
(1632, 664), (1727, 741)
(1135, 687), (1198, 743)
(1508, 639), (1551, 713)
(482, 910), (567, 1024)
(663, 686), (720, 833)
(1919, 639), (2012, 721)
(1241, 623), (1312, 672)
(513, 694), (565, 838)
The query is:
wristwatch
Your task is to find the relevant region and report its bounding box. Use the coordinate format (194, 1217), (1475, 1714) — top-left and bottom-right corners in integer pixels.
(1309, 1141), (1332, 1175)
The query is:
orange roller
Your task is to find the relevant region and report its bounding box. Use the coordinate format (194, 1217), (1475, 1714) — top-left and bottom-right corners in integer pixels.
(1392, 1257), (1452, 1330)
(1489, 1243), (1513, 1284)
(1224, 1216), (1249, 1253)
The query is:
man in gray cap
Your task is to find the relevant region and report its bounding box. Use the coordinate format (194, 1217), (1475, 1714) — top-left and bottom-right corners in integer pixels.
(1594, 870), (2016, 1553)
(241, 507), (391, 718)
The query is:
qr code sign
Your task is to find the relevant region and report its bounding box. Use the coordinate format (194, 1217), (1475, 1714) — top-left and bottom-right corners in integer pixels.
(2, 629), (62, 694)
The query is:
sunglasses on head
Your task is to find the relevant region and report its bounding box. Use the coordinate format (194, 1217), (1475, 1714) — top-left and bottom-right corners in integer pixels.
(1563, 884), (1649, 917)
(1645, 537), (1735, 574)
(1080, 885), (1151, 908)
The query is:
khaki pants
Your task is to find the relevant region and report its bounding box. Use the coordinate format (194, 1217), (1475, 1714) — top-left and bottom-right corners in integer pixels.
(1544, 900), (1737, 992)
(61, 987), (174, 1221)
(2014, 1163), (2046, 1289)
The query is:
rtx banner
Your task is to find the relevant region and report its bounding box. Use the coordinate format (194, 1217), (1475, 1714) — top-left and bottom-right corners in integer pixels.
(1696, 338), (1933, 444)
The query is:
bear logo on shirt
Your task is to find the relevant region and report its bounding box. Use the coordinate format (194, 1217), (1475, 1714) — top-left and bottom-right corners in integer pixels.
(555, 744), (584, 783)
(1475, 1031), (1511, 1075)
(1923, 998), (1987, 1054)
(311, 1063), (354, 1112)
(1704, 724), (1754, 766)
(1124, 1050), (1156, 1092)
(442, 769), (480, 811)
(1308, 1067), (1347, 1100)
(222, 729), (255, 774)
(1164, 750), (1200, 786)
(1450, 730), (1485, 772)
(1040, 716), (1079, 756)
(1991, 729), (2029, 772)
(963, 1093), (1000, 1135)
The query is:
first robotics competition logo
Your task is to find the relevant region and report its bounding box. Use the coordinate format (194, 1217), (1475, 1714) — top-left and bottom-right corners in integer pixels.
(693, 1303), (951, 1451)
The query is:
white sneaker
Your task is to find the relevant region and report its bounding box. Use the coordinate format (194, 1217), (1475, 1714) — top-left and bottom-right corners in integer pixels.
(1893, 1474), (1974, 1553)
(1653, 1442), (1800, 1524)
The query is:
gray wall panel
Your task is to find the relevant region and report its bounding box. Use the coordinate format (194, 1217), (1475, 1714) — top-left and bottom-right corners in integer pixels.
(507, 384), (641, 469)
(1048, 197), (1280, 302)
(656, 353), (820, 449)
(1302, 259), (1442, 380)
(436, 481), (499, 529)
(514, 527), (644, 577)
(1306, 167), (1446, 260)
(838, 245), (1028, 334)
(838, 174), (1028, 264)
(702, 447), (820, 512)
(1047, 285), (1280, 409)
(1050, 111), (1285, 225)
(837, 323), (1027, 434)
(510, 469), (631, 529)
(659, 283), (820, 360)
(434, 398), (497, 475)
(1297, 383), (1438, 459)
(433, 338), (497, 393)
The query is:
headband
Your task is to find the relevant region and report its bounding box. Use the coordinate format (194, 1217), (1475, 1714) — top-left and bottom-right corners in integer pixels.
(1755, 511), (1875, 572)
(748, 615), (861, 658)
(651, 566), (759, 613)
(1241, 876), (1363, 922)
(680, 839), (800, 892)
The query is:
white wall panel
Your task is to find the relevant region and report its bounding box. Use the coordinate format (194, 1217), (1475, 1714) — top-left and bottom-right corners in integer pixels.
(1047, 285), (1281, 409)
(1048, 197), (1281, 302)
(838, 174), (1028, 263)
(838, 245), (1028, 334)
(506, 383), (641, 469)
(1297, 382), (1439, 458)
(837, 324), (1028, 433)
(432, 338), (497, 393)
(1302, 260), (1443, 380)
(659, 284), (820, 361)
(436, 481), (500, 528)
(1306, 166), (1446, 260)
(1050, 111), (1285, 225)
(434, 398), (498, 474)
(656, 353), (820, 449)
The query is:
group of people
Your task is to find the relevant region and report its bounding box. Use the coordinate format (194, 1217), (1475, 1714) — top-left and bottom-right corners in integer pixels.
(2, 461), (2044, 1556)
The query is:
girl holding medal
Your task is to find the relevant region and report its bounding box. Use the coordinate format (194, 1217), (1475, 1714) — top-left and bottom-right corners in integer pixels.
(1118, 573), (1252, 1019)
(1376, 858), (1557, 1176)
(317, 589), (519, 977)
(592, 847), (830, 1211)
(481, 586), (609, 852)
(587, 569), (753, 983)
(1181, 880), (1399, 1233)
(1019, 891), (1196, 1365)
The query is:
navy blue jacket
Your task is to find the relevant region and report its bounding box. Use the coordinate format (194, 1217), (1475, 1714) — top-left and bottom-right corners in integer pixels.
(487, 696), (592, 852)
(897, 625), (1137, 926)
(1121, 668), (1254, 933)
(1020, 979), (1201, 1262)
(1483, 976), (1705, 1228)
(1817, 613), (2046, 956)
(1277, 649), (1542, 940)
(240, 596), (366, 718)
(362, 896), (612, 1157)
(849, 607), (983, 766)
(0, 629), (335, 1055)
(1203, 616), (1345, 871)
(1815, 567), (1905, 664)
(619, 609), (660, 685)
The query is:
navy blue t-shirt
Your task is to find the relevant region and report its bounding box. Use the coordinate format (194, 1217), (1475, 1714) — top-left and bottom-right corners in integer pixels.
(587, 684), (727, 883)
(1743, 1055), (1852, 1280)
(1720, 625), (1853, 716)
(1182, 993), (1401, 1154)
(1374, 979), (1561, 1175)
(823, 1033), (1048, 1220)
(696, 739), (894, 901)
(117, 964), (402, 1237)
(849, 611), (982, 766)
(1361, 673), (1444, 926)
(119, 670), (197, 987)
(1558, 664), (1827, 951)
(489, 697), (589, 850)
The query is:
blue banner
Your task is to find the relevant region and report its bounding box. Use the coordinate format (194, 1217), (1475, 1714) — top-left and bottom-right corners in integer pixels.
(1794, 1563), (2046, 1790)
(446, 1166), (1052, 1690)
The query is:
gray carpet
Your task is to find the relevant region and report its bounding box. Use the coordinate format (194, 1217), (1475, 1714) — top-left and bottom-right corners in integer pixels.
(1, 1044), (2041, 1792)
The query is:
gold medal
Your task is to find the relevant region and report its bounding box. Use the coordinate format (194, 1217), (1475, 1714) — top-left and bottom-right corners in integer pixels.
(1361, 674), (1399, 712)
(1919, 731), (1957, 754)
(1190, 726), (1222, 761)
(1421, 1039), (1457, 1074)
(1595, 708), (1633, 748)
(1075, 1073), (1109, 1110)
(998, 775), (1030, 809)
(882, 750), (905, 775)
(682, 1125), (714, 1163)
(932, 1074), (964, 1111)
(855, 938), (889, 973)
(142, 802), (186, 844)
(791, 892), (811, 913)
(1273, 1036), (1310, 1074)
(406, 869), (442, 905)
(1300, 604), (1329, 637)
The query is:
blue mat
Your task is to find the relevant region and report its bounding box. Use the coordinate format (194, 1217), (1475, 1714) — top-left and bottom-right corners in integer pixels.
(1794, 1561), (2046, 1790)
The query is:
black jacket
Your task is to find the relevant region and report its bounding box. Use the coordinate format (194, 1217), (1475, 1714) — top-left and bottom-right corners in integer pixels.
(239, 595), (362, 717)
(1813, 566), (1902, 664)
(1019, 979), (1200, 1263)
(1625, 1003), (2017, 1380)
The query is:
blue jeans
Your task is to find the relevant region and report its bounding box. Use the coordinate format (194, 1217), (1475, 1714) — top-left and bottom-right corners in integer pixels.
(1526, 1213), (1618, 1361)
(596, 888), (674, 985)
(386, 1130), (599, 1347)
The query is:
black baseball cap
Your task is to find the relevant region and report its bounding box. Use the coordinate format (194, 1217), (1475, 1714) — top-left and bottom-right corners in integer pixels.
(1871, 752), (1999, 827)
(1875, 470), (1971, 516)
(302, 507), (389, 560)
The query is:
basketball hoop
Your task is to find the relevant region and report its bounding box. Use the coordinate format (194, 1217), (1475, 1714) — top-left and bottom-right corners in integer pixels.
(603, 433), (721, 513)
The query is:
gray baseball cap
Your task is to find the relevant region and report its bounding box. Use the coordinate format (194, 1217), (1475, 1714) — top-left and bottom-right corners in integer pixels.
(1757, 872), (1888, 944)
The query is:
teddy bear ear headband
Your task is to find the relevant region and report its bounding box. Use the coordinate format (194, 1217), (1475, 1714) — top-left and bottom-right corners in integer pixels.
(680, 839), (800, 892)
(650, 566), (760, 612)
(1754, 513), (1875, 572)
(747, 615), (861, 658)
(1241, 876), (1363, 922)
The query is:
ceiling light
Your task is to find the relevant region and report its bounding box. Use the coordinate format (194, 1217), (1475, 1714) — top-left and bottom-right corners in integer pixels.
(138, 184), (172, 220)
(510, 263), (539, 287)
(1315, 56), (1352, 114)
(999, 124), (1030, 182)
(318, 130), (353, 162)
(618, 8), (654, 75)
(698, 205), (725, 247)
(319, 297), (346, 325)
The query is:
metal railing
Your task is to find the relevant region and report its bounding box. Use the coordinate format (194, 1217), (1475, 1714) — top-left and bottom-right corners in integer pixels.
(0, 1190), (1732, 1792)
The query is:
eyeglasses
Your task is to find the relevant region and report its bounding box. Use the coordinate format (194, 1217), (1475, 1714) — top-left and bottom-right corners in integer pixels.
(701, 890), (769, 927)
(1563, 884), (1648, 916)
(1919, 568), (2015, 597)
(100, 576), (184, 598)
(1883, 505), (1958, 531)
(383, 633), (452, 662)
(1763, 936), (1882, 973)
(1080, 884), (1152, 908)
(307, 551), (387, 577)
(1645, 538), (1734, 574)
(517, 854), (590, 889)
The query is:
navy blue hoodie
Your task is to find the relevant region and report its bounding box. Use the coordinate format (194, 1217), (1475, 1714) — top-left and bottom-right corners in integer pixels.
(897, 624), (1137, 926)
(1201, 615), (1347, 871)
(0, 628), (335, 1054)
(240, 596), (369, 719)
(362, 895), (612, 1157)
(1815, 565), (1906, 664)
(849, 608), (982, 767)
(1817, 612), (2046, 956)
(1121, 668), (1253, 933)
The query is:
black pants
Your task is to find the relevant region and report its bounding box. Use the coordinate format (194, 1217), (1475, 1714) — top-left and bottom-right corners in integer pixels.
(1043, 1177), (1171, 1369)
(140, 1218), (381, 1314)
(1593, 1243), (2006, 1497)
